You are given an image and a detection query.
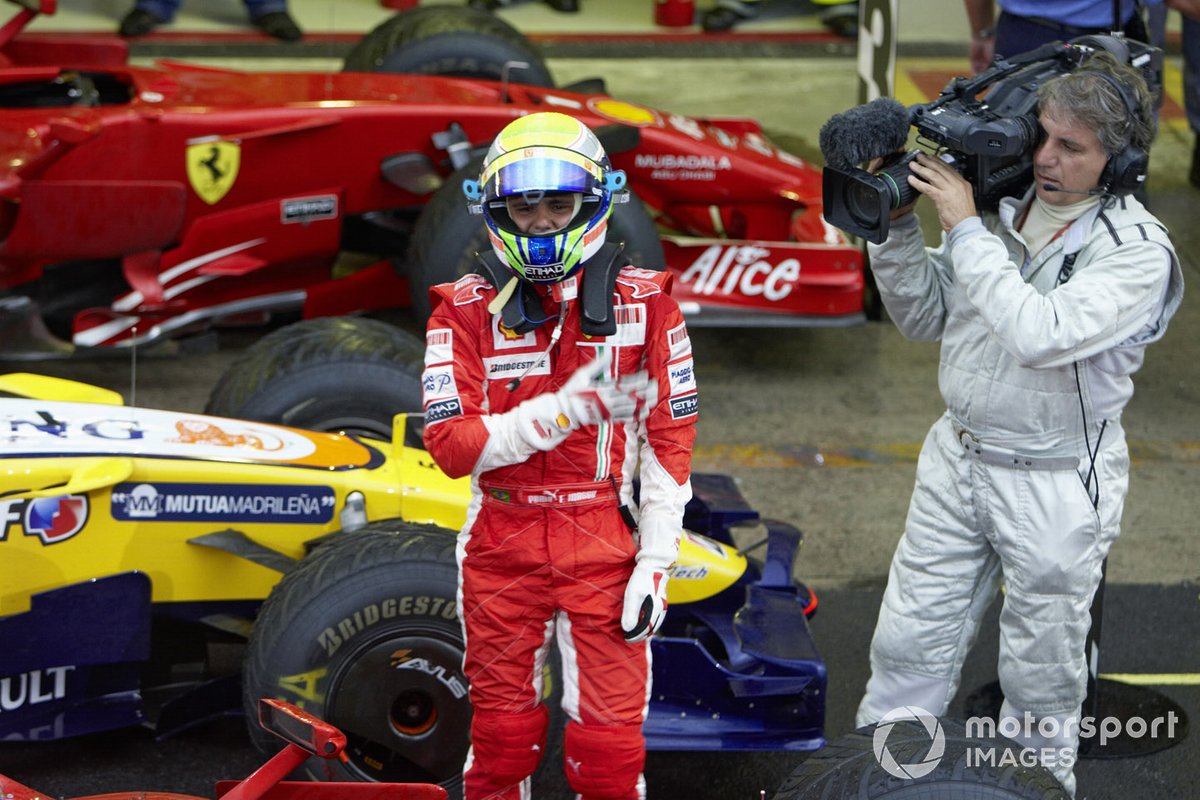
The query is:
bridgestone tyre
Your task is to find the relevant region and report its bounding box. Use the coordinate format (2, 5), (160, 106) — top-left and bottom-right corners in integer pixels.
(343, 6), (554, 86)
(205, 317), (424, 440)
(405, 158), (666, 326)
(242, 523), (469, 796)
(773, 718), (1070, 800)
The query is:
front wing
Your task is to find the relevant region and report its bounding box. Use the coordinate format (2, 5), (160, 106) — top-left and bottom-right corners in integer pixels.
(0, 572), (151, 741)
(646, 519), (827, 751)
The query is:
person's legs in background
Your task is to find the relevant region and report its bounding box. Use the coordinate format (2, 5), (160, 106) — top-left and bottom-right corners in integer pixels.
(118, 0), (302, 40)
(993, 13), (1067, 62)
(118, 0), (179, 36)
(467, 0), (580, 11)
(242, 0), (303, 42)
(1182, 14), (1200, 187)
(703, 0), (857, 35)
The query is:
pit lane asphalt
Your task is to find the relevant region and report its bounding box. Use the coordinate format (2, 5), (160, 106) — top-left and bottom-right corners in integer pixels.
(3, 45), (1199, 800)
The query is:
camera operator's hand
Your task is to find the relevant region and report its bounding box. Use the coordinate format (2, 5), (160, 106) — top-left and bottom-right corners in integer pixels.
(907, 152), (977, 233)
(969, 36), (994, 75)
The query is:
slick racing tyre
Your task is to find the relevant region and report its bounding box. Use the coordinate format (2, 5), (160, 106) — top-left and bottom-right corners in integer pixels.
(405, 157), (665, 326)
(205, 316), (424, 440)
(243, 523), (469, 795)
(244, 522), (565, 799)
(773, 717), (1069, 799)
(343, 5), (554, 87)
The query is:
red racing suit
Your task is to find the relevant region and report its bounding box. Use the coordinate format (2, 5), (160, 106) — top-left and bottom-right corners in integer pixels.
(422, 266), (697, 800)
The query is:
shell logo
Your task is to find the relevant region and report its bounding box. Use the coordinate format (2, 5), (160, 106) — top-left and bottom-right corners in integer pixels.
(587, 99), (659, 127)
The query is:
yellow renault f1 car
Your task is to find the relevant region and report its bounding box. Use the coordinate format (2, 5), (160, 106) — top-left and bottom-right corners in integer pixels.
(0, 316), (825, 797)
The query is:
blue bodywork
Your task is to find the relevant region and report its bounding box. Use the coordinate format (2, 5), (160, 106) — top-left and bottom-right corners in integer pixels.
(0, 572), (150, 741)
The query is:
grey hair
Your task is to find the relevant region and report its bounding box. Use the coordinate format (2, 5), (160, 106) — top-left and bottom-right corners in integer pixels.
(1037, 51), (1156, 156)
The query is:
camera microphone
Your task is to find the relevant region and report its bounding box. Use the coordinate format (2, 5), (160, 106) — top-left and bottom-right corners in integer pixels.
(819, 97), (913, 169)
(1041, 184), (1105, 196)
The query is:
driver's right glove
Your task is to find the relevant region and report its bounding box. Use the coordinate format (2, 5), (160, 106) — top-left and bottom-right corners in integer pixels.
(621, 515), (680, 642)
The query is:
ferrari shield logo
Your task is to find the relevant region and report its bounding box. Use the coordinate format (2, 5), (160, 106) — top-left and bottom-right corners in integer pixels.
(186, 140), (240, 204)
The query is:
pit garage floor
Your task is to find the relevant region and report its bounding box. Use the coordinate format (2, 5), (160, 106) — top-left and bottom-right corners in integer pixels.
(4, 1), (1199, 798)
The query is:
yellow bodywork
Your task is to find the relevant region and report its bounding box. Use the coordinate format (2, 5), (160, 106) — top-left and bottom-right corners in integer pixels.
(0, 372), (125, 405)
(670, 531), (748, 603)
(0, 388), (469, 615)
(1, 378), (745, 616)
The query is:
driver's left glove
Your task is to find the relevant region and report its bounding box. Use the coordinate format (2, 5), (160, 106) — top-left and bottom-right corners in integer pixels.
(621, 516), (680, 643)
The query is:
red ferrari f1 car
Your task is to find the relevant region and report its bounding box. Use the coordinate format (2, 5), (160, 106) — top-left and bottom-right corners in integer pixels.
(0, 0), (865, 359)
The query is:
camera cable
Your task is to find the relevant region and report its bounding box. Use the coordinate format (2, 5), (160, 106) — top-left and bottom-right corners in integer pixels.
(1073, 362), (1107, 511)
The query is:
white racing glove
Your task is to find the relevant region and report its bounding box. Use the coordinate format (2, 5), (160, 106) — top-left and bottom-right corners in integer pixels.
(621, 561), (670, 643)
(478, 350), (655, 470)
(512, 350), (652, 451)
(561, 350), (653, 427)
(621, 516), (681, 643)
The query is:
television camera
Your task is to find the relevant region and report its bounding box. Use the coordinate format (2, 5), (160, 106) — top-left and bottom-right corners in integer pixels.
(821, 35), (1162, 243)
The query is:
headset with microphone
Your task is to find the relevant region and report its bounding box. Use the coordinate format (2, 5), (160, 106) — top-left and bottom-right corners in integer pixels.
(1056, 68), (1150, 197)
(1041, 184), (1107, 196)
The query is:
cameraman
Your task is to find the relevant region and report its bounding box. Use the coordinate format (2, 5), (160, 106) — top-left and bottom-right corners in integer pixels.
(855, 53), (1183, 797)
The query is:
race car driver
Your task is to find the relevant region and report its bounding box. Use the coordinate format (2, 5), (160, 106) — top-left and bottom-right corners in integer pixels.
(854, 53), (1183, 796)
(421, 112), (698, 800)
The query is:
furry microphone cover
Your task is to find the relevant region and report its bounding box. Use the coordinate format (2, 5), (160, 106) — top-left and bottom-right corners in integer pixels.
(818, 97), (912, 170)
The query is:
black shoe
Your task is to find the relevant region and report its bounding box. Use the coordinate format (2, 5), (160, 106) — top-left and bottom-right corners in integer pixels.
(118, 8), (165, 37)
(468, 0), (505, 9)
(1190, 138), (1200, 190)
(252, 11), (303, 42)
(702, 8), (740, 31)
(821, 4), (859, 38)
(545, 0), (579, 10)
(702, 2), (755, 32)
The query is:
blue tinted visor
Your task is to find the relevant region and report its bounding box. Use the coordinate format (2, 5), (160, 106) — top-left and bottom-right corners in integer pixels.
(487, 157), (600, 200)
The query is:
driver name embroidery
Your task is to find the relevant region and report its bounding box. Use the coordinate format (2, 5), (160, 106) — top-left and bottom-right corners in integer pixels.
(186, 140), (240, 204)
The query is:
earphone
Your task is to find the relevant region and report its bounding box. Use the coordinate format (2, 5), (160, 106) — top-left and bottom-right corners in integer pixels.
(1089, 70), (1150, 196)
